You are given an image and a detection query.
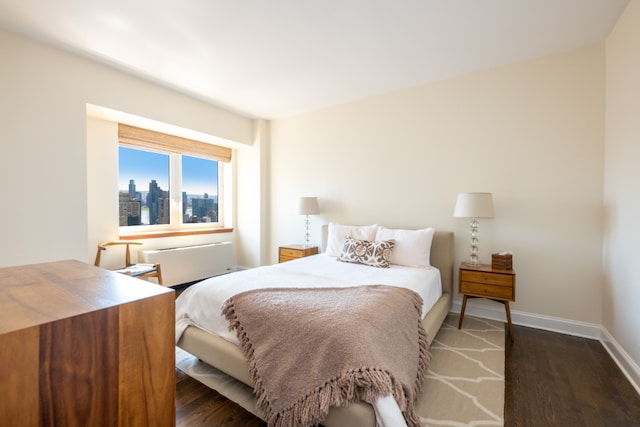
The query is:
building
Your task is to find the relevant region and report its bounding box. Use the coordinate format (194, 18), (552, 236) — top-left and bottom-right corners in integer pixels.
(191, 195), (217, 223)
(118, 192), (141, 226)
(146, 179), (169, 225)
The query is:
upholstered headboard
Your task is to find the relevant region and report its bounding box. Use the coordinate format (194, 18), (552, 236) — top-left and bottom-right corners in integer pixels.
(430, 230), (454, 295)
(319, 225), (454, 295)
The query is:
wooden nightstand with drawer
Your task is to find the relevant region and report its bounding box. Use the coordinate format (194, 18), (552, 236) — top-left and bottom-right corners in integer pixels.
(458, 263), (516, 341)
(278, 245), (319, 263)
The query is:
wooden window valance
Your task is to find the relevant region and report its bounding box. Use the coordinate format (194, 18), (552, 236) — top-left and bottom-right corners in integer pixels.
(118, 124), (232, 163)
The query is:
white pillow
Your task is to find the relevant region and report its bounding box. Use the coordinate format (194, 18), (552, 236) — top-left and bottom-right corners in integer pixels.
(375, 226), (435, 268)
(326, 223), (379, 257)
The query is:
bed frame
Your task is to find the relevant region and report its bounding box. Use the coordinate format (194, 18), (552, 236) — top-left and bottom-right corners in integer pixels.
(177, 230), (454, 426)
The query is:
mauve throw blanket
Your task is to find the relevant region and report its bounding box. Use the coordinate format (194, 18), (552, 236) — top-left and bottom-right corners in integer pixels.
(221, 285), (430, 427)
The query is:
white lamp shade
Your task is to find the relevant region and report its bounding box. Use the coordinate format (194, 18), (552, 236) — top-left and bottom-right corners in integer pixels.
(296, 197), (319, 215)
(453, 192), (494, 218)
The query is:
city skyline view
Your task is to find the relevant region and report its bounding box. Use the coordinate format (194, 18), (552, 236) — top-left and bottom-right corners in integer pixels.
(118, 147), (218, 196)
(118, 147), (220, 226)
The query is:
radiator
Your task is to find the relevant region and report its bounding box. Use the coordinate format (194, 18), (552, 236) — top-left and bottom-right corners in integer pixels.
(140, 242), (232, 286)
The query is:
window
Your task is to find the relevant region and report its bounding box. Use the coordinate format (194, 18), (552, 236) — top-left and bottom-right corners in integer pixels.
(182, 155), (219, 224)
(117, 124), (231, 234)
(119, 147), (170, 226)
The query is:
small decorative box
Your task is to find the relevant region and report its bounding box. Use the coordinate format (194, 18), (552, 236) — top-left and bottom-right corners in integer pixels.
(492, 253), (513, 270)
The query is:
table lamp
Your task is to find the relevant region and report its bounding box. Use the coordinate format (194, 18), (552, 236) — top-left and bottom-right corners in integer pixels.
(453, 192), (494, 266)
(296, 197), (319, 247)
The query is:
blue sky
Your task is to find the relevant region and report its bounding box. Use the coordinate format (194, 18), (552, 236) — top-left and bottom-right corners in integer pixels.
(119, 147), (218, 195)
(182, 154), (218, 196)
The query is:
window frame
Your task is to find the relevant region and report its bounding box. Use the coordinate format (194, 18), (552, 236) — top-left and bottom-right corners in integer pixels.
(117, 124), (232, 239)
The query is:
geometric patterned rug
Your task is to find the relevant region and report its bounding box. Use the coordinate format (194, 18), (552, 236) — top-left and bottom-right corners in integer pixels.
(176, 313), (505, 427)
(417, 313), (505, 426)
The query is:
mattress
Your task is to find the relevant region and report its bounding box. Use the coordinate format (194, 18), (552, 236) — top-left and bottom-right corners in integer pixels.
(175, 253), (443, 345)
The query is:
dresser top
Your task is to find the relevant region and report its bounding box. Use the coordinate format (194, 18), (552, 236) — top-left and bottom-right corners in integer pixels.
(0, 259), (173, 334)
(459, 262), (515, 273)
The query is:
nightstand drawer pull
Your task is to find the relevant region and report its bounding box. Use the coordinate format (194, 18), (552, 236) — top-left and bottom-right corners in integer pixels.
(460, 281), (514, 300)
(279, 248), (301, 258)
(278, 246), (318, 263)
(461, 270), (512, 287)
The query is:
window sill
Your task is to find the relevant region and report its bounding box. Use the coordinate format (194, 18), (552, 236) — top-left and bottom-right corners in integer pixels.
(119, 227), (233, 240)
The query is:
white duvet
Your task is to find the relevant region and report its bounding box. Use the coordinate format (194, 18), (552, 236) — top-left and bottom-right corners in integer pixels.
(175, 253), (442, 344)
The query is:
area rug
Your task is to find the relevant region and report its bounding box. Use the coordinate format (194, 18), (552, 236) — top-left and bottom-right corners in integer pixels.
(176, 313), (505, 427)
(418, 313), (505, 426)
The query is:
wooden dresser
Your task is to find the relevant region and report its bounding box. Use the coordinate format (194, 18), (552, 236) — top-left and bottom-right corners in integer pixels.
(278, 245), (319, 263)
(0, 260), (175, 426)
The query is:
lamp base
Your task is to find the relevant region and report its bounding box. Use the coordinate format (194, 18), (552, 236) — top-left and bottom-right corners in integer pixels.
(466, 218), (481, 267)
(303, 214), (311, 247)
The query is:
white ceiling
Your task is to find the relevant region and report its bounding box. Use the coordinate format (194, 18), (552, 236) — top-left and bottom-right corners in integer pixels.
(0, 0), (630, 119)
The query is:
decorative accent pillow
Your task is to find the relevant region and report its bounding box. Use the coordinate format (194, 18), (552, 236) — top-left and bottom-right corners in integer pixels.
(326, 223), (379, 257)
(337, 237), (395, 268)
(375, 227), (435, 268)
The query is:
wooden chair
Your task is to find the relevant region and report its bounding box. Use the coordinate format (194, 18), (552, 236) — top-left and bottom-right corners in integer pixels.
(94, 241), (163, 286)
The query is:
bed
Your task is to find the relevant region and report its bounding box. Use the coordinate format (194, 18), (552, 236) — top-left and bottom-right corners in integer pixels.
(176, 225), (454, 426)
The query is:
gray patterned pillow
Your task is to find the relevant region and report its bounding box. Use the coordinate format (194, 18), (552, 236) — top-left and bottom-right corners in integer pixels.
(337, 236), (395, 268)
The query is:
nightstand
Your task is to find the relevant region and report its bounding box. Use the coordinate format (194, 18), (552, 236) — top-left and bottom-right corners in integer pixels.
(278, 245), (319, 263)
(458, 263), (516, 341)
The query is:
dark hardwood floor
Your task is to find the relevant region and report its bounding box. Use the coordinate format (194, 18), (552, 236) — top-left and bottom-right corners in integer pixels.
(175, 368), (265, 427)
(504, 324), (640, 427)
(175, 317), (640, 426)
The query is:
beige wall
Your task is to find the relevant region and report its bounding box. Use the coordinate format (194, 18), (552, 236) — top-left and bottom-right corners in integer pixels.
(270, 44), (606, 326)
(234, 119), (271, 267)
(0, 29), (256, 267)
(604, 0), (640, 380)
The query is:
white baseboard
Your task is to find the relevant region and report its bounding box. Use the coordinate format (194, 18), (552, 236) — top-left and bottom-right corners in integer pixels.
(450, 300), (640, 396)
(450, 300), (601, 339)
(600, 327), (640, 397)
